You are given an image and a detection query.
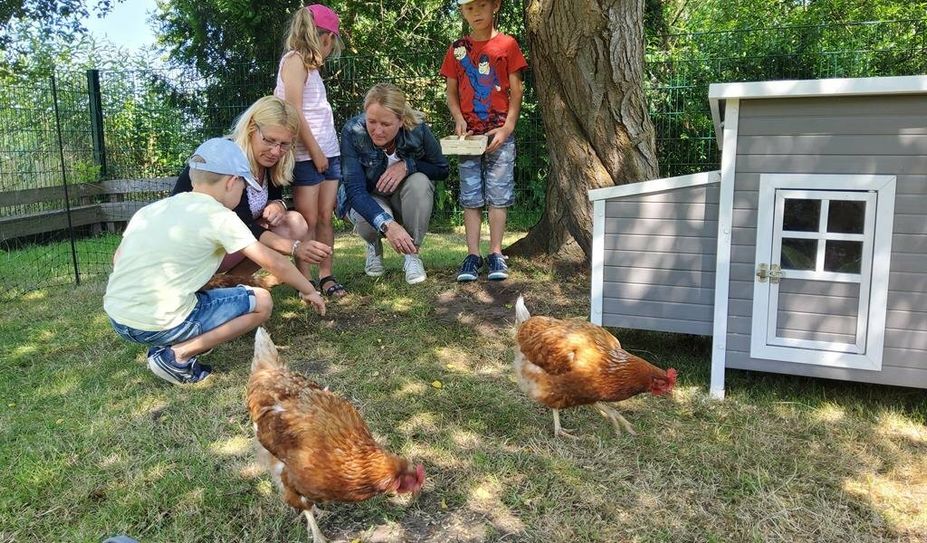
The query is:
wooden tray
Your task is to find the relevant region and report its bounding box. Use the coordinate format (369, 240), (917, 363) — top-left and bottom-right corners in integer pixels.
(440, 135), (488, 155)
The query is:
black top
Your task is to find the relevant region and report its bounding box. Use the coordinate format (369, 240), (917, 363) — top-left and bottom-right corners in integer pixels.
(171, 165), (283, 240)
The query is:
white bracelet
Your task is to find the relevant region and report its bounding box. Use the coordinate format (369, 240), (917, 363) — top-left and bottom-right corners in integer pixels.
(291, 239), (301, 257)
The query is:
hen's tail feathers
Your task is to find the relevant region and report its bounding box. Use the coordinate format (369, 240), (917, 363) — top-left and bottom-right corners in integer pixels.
(515, 295), (531, 325)
(252, 327), (282, 372)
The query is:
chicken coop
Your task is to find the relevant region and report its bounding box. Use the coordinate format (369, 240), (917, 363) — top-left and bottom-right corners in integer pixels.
(588, 75), (927, 398)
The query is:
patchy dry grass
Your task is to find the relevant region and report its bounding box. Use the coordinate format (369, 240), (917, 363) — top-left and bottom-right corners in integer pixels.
(1, 231), (925, 542)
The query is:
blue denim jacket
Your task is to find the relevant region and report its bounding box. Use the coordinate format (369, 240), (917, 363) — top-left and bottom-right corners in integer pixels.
(337, 113), (449, 229)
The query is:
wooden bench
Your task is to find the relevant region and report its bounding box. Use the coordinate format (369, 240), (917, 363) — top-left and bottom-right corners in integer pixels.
(0, 177), (177, 242)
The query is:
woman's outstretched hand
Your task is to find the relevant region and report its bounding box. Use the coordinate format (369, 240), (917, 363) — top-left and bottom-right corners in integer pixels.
(295, 240), (332, 264)
(384, 222), (417, 255)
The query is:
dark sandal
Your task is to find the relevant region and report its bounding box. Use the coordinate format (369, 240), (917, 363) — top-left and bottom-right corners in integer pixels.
(318, 275), (347, 298)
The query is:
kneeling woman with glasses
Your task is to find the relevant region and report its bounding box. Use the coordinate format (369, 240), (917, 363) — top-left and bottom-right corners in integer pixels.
(172, 96), (332, 276)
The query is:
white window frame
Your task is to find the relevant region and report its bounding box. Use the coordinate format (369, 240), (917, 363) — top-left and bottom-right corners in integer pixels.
(751, 174), (896, 371)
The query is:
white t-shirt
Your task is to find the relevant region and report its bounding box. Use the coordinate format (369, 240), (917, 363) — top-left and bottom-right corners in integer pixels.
(103, 192), (257, 331)
(385, 149), (402, 168)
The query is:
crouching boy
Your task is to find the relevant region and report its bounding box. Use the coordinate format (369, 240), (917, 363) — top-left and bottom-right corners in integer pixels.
(103, 138), (328, 384)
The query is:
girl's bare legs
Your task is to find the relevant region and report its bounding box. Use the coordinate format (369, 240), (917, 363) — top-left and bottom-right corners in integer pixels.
(315, 179), (339, 282)
(294, 185), (321, 281)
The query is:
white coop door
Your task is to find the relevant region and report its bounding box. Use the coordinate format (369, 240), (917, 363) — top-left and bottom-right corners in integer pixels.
(750, 174), (896, 371)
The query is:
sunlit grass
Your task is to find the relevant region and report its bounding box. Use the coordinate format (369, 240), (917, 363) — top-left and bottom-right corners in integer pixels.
(0, 231), (925, 542)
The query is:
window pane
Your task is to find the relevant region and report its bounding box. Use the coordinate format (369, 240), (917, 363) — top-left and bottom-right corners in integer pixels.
(783, 199), (820, 232)
(827, 200), (866, 234)
(824, 240), (863, 273)
(781, 238), (817, 270)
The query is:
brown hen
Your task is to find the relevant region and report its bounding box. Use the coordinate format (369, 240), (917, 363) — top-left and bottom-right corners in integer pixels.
(247, 328), (425, 543)
(513, 296), (677, 438)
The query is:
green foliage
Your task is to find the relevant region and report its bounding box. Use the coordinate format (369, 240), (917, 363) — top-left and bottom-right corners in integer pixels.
(646, 0), (927, 177)
(0, 0), (117, 77)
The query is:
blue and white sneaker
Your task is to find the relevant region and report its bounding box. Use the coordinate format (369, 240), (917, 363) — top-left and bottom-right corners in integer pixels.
(456, 254), (483, 282)
(146, 347), (212, 385)
(486, 252), (509, 281)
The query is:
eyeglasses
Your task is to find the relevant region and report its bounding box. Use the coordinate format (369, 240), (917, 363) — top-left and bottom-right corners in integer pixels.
(256, 125), (293, 152)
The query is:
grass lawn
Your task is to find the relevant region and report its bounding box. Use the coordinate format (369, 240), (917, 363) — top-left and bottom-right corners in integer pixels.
(1, 230), (925, 542)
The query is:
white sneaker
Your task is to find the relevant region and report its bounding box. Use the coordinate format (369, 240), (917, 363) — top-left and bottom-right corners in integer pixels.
(365, 243), (384, 277)
(403, 254), (426, 284)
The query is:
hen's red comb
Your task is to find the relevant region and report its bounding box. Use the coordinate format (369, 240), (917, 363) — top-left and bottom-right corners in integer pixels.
(666, 368), (678, 385)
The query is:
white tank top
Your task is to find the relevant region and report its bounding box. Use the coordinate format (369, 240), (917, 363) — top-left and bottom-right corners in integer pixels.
(274, 52), (340, 162)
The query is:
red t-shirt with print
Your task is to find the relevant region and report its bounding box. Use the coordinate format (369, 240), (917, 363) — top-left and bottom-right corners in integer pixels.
(439, 33), (528, 135)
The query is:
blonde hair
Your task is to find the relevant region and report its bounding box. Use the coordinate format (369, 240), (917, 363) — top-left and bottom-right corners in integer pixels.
(187, 156), (229, 186)
(363, 83), (424, 131)
(229, 96), (300, 187)
(284, 6), (343, 71)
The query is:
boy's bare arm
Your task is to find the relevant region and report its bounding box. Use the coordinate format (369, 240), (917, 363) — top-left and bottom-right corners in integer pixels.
(445, 77), (469, 136)
(240, 241), (326, 315)
(506, 71), (525, 129)
(486, 71), (524, 153)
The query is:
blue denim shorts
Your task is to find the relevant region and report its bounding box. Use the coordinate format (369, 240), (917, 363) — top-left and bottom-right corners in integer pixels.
(109, 286), (256, 347)
(458, 135), (515, 208)
(293, 156), (342, 187)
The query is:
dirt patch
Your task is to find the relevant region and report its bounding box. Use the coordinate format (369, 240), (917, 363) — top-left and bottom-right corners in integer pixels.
(430, 267), (589, 337)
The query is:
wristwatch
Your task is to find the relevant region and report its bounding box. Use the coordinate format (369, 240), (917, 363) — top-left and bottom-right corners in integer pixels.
(380, 221), (392, 234)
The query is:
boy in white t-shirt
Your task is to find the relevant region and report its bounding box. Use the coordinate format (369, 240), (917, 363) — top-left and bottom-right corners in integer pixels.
(104, 138), (326, 385)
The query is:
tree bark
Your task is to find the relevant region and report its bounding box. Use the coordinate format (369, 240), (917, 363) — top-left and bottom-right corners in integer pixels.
(508, 0), (659, 261)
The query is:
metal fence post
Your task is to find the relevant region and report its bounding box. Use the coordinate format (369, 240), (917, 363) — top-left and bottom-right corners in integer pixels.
(87, 69), (107, 179)
(51, 73), (82, 286)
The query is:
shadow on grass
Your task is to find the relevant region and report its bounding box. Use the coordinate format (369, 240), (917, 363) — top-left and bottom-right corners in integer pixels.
(1, 238), (925, 541)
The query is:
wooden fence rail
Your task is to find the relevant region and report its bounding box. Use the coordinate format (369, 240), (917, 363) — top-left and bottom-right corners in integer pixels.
(0, 177), (177, 242)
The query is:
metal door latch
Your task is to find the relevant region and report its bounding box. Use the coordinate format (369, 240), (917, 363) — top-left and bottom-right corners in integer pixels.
(756, 263), (782, 284)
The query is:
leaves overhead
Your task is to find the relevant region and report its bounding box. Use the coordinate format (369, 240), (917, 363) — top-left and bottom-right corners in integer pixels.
(0, 0), (116, 73)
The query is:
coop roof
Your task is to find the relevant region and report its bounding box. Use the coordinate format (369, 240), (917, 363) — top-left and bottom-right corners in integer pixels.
(708, 75), (927, 150)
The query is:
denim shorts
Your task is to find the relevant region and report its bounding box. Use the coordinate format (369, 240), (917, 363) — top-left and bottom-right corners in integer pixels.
(458, 135), (515, 208)
(293, 156), (342, 187)
(109, 286), (256, 347)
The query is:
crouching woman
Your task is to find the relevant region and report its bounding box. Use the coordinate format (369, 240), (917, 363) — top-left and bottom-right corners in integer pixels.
(339, 83), (449, 284)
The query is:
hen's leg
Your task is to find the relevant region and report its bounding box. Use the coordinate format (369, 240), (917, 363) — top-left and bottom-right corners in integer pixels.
(594, 402), (636, 436)
(311, 504), (329, 518)
(552, 409), (579, 439)
(303, 508), (328, 543)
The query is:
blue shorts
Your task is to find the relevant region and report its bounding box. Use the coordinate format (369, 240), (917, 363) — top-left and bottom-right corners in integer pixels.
(293, 157), (342, 187)
(109, 286), (256, 347)
(458, 135), (516, 208)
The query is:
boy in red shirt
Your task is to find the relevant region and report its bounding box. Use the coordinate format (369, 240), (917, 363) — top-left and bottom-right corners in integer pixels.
(440, 0), (527, 281)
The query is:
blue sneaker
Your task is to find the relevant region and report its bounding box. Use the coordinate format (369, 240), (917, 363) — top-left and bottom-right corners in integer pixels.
(486, 253), (509, 280)
(456, 254), (483, 282)
(146, 347), (211, 385)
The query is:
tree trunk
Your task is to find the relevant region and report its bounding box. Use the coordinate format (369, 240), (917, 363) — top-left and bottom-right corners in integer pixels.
(508, 0), (659, 261)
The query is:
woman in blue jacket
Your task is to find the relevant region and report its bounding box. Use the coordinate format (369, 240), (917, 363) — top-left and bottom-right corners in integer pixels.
(339, 83), (449, 285)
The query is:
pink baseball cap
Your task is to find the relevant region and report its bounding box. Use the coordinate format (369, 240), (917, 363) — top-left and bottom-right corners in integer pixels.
(307, 4), (340, 36)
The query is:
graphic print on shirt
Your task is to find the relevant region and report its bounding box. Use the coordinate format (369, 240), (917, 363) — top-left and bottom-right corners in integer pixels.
(453, 38), (500, 122)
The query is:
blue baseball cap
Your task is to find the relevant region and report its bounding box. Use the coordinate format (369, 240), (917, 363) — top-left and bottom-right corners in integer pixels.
(188, 138), (261, 191)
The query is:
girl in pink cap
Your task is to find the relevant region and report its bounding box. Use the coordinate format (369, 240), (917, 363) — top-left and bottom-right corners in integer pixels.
(275, 4), (347, 298)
